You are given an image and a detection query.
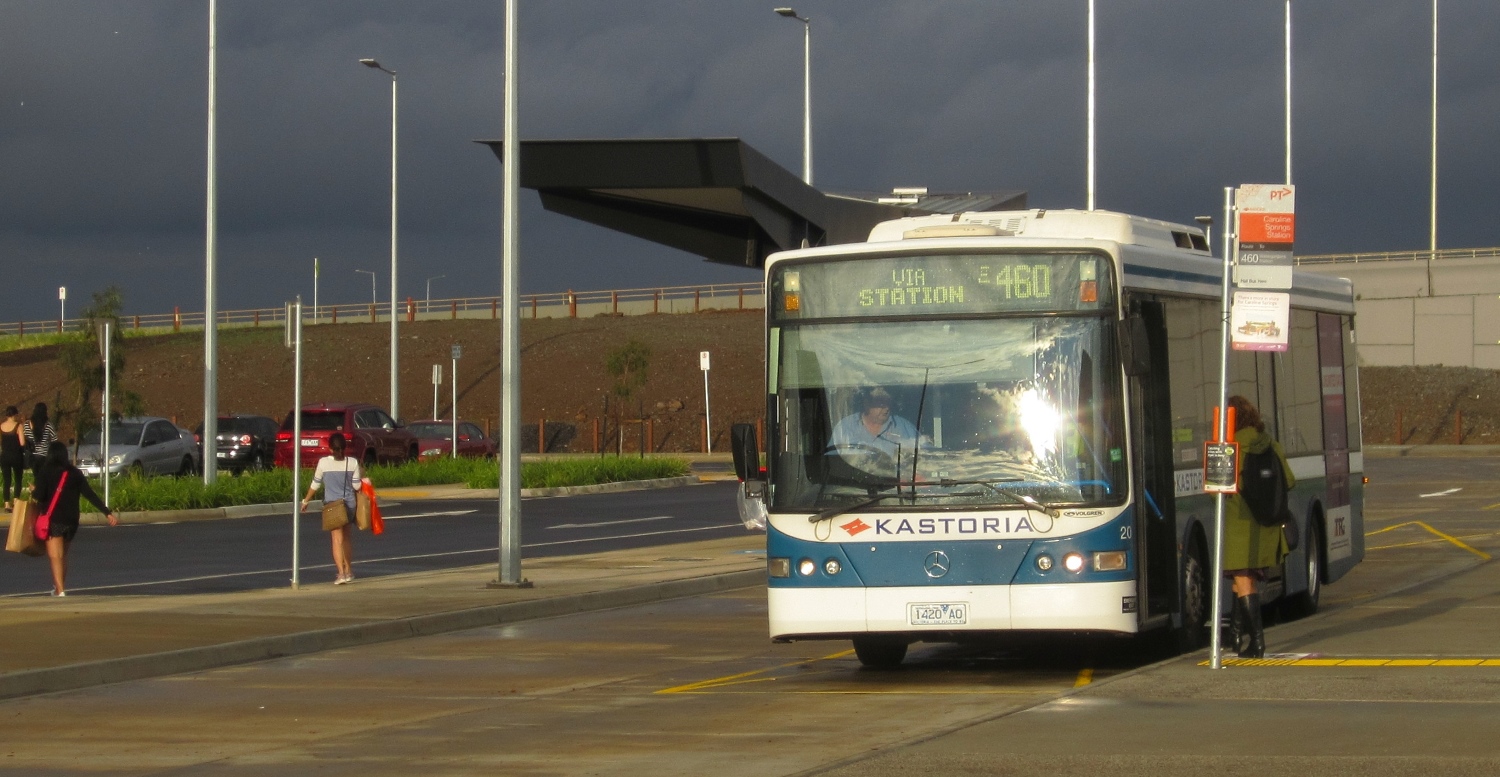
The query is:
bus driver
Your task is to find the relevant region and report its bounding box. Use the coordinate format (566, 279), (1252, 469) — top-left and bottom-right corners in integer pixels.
(826, 387), (925, 461)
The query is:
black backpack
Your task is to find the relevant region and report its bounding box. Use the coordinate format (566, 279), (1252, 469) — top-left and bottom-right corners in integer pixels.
(1239, 446), (1291, 527)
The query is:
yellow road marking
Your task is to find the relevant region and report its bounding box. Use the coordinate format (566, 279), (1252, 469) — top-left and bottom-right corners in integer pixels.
(1199, 657), (1500, 667)
(1367, 532), (1500, 552)
(1073, 668), (1094, 687)
(1483, 502), (1500, 510)
(1364, 521), (1492, 561)
(655, 649), (854, 694)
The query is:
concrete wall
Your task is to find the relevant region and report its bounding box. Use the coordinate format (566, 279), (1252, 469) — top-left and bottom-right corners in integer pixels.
(1300, 257), (1500, 368)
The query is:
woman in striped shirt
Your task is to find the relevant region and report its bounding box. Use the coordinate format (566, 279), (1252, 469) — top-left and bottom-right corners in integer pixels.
(23, 403), (56, 483)
(299, 432), (364, 585)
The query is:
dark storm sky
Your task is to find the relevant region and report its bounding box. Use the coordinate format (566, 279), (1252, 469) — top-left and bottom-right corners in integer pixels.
(2, 1), (1497, 319)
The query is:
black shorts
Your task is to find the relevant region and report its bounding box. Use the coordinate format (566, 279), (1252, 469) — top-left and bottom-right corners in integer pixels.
(46, 522), (78, 542)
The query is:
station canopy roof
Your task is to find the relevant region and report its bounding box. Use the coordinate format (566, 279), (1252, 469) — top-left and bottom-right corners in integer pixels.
(480, 137), (1025, 269)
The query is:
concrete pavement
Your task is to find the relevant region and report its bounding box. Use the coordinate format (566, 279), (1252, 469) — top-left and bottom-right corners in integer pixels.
(0, 535), (764, 700)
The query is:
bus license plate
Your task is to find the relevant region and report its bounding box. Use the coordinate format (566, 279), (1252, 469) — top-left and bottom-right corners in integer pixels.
(908, 602), (968, 626)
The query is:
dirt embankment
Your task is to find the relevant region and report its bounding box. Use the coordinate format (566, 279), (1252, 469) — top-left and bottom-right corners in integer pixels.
(1, 313), (1494, 449)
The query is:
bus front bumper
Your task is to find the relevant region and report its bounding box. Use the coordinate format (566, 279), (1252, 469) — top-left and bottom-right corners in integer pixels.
(768, 581), (1140, 640)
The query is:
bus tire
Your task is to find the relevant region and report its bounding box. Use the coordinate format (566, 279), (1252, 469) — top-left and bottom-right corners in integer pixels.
(1175, 536), (1210, 652)
(1285, 516), (1323, 619)
(852, 637), (907, 669)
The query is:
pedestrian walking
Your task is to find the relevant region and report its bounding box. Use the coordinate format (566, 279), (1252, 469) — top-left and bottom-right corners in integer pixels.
(1, 406), (25, 511)
(32, 444), (119, 596)
(299, 432), (363, 585)
(1223, 395), (1294, 658)
(23, 403), (56, 483)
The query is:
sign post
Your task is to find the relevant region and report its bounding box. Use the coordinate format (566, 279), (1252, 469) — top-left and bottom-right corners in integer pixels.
(59, 286), (66, 329)
(451, 345), (462, 459)
(96, 321), (111, 508)
(432, 364), (442, 421)
(285, 298), (303, 589)
(700, 351), (712, 454)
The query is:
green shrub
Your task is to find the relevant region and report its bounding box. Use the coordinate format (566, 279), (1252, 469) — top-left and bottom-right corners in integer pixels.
(83, 455), (691, 512)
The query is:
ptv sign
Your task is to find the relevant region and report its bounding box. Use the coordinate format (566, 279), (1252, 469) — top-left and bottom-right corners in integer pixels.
(1234, 184), (1295, 290)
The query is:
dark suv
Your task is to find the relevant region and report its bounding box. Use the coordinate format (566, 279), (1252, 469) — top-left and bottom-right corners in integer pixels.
(195, 415), (280, 474)
(273, 402), (418, 468)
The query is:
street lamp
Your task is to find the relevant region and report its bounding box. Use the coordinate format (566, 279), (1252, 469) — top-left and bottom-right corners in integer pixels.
(774, 7), (812, 186)
(360, 57), (401, 419)
(425, 274), (446, 304)
(355, 269), (377, 307)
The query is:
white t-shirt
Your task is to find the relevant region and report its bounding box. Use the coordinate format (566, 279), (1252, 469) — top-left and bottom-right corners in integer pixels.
(311, 455), (364, 508)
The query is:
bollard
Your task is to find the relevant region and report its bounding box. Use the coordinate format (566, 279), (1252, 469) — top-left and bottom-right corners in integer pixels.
(738, 286), (744, 309)
(568, 290), (577, 318)
(694, 289), (701, 313)
(134, 315), (140, 330)
(332, 306), (338, 324)
(17, 321), (22, 337)
(611, 291), (618, 315)
(369, 303), (377, 323)
(531, 297), (538, 319)
(173, 307), (181, 332)
(407, 297), (415, 323)
(254, 310), (260, 327)
(654, 290), (660, 314)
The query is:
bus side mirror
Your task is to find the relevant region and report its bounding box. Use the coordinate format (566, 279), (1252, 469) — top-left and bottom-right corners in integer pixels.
(1119, 316), (1151, 377)
(730, 423), (762, 482)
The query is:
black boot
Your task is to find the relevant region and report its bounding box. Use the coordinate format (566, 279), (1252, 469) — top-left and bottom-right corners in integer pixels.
(1240, 593), (1265, 659)
(1229, 596), (1249, 655)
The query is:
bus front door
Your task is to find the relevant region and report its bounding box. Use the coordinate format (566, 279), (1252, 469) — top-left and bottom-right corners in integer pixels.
(1128, 299), (1179, 629)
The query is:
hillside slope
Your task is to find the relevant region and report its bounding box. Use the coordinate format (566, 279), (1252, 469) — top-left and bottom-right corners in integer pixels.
(0, 314), (1494, 450)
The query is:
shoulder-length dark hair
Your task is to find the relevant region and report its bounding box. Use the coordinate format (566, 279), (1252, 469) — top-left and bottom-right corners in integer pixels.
(1227, 395), (1265, 434)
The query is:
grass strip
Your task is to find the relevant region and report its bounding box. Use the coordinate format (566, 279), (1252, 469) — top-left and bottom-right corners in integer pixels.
(77, 456), (691, 512)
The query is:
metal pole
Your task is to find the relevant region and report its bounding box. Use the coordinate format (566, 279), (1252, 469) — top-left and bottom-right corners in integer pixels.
(292, 298), (302, 589)
(433, 365), (440, 420)
(802, 17), (812, 186)
(202, 0), (219, 484)
(389, 74), (400, 419)
(1285, 0), (1293, 185)
(496, 0), (527, 587)
(1428, 0), (1438, 297)
(102, 322), (110, 509)
(452, 355), (458, 459)
(703, 368), (712, 454)
(1086, 0), (1096, 211)
(1209, 186), (1235, 669)
(313, 257), (319, 323)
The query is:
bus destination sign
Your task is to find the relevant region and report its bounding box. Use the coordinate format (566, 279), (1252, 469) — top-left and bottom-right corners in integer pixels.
(773, 253), (1110, 319)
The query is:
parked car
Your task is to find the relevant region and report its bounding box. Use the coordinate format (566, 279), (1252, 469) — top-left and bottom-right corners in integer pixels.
(194, 415), (280, 474)
(273, 402), (417, 468)
(407, 419), (498, 459)
(77, 416), (201, 477)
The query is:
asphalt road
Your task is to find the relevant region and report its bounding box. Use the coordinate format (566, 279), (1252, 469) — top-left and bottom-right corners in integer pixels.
(1, 457), (1498, 775)
(0, 481), (745, 597)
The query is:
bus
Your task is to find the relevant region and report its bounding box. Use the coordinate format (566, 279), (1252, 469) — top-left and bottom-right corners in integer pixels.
(731, 208), (1364, 668)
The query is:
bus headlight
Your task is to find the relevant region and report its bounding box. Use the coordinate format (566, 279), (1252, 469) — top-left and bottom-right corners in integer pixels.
(823, 559), (841, 576)
(1063, 552), (1086, 573)
(1093, 551), (1127, 571)
(768, 558), (791, 578)
(798, 558), (817, 577)
(1035, 554), (1054, 572)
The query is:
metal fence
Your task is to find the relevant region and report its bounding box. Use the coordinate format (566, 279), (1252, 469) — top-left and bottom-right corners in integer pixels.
(1294, 246), (1500, 266)
(0, 281), (764, 338)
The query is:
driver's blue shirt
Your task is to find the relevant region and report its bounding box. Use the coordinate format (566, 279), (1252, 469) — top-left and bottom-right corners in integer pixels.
(827, 413), (923, 459)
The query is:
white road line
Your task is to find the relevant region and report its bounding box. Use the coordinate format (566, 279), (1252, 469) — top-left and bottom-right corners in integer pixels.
(380, 509), (478, 520)
(0, 523), (746, 597)
(551, 515), (673, 530)
(1419, 488), (1463, 498)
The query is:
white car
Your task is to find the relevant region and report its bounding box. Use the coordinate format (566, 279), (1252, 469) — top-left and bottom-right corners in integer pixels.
(76, 416), (201, 477)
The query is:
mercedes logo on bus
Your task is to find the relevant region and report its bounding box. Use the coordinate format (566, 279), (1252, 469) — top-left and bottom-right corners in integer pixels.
(923, 550), (951, 578)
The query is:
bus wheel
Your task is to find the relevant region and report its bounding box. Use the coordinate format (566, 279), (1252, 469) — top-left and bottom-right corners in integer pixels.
(1175, 540), (1209, 652)
(1285, 520), (1323, 619)
(852, 637), (907, 669)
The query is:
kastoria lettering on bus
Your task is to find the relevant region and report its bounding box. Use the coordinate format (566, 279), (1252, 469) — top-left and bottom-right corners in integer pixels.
(870, 515), (1045, 536)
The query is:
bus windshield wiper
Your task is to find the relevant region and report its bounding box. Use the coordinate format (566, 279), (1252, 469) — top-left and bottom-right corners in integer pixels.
(930, 478), (1061, 518)
(810, 488), (899, 523)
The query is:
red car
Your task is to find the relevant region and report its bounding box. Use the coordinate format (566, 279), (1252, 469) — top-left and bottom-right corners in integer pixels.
(407, 419), (497, 459)
(273, 402), (418, 468)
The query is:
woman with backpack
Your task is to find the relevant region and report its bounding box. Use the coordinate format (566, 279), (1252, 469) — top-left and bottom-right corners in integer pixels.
(1224, 395), (1294, 658)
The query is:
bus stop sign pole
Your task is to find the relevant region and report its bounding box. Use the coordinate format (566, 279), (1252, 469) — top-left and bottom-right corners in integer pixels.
(1209, 187), (1235, 669)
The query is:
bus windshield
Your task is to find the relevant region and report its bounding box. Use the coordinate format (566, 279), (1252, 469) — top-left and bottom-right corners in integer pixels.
(771, 316), (1125, 510)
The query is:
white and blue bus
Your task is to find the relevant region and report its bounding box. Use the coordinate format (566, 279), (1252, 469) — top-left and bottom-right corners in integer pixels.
(732, 208), (1364, 667)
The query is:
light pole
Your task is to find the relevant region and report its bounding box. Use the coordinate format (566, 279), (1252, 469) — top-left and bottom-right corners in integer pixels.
(360, 58), (401, 420)
(355, 269), (377, 307)
(1428, 0), (1438, 297)
(313, 257), (320, 322)
(494, 0), (528, 589)
(425, 274), (446, 307)
(203, 0), (220, 484)
(1285, 0), (1293, 186)
(774, 7), (812, 186)
(1086, 0), (1096, 211)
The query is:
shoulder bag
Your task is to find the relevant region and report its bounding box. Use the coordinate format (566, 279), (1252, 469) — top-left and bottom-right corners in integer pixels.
(321, 459), (352, 531)
(32, 471), (68, 543)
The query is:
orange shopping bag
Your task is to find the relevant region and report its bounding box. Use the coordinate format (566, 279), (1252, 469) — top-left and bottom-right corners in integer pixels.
(360, 480), (384, 535)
